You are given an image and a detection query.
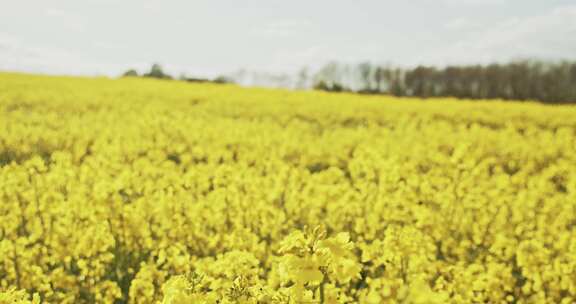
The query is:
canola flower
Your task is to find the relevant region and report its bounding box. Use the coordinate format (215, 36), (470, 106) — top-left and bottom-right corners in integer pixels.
(0, 72), (575, 303)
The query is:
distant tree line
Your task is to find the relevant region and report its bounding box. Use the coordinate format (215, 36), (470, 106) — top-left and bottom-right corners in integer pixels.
(124, 61), (576, 103)
(310, 60), (576, 103)
(122, 63), (233, 84)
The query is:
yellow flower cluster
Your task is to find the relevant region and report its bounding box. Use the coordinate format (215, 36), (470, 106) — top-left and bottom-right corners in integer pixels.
(0, 288), (40, 304)
(0, 72), (575, 303)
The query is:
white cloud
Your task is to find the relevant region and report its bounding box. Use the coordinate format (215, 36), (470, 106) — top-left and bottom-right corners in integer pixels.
(268, 46), (326, 72)
(419, 5), (576, 65)
(444, 17), (477, 30)
(91, 41), (126, 50)
(45, 8), (67, 17)
(250, 19), (311, 37)
(442, 0), (509, 5)
(0, 34), (35, 58)
(0, 33), (125, 76)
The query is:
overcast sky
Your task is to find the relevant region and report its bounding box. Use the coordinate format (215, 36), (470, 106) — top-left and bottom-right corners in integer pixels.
(1, 0), (575, 77)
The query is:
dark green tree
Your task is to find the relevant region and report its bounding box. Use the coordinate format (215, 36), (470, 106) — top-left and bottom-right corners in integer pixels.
(144, 63), (172, 79)
(122, 69), (139, 77)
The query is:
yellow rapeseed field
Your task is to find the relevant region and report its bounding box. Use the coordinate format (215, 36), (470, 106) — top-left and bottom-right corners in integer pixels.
(0, 72), (575, 303)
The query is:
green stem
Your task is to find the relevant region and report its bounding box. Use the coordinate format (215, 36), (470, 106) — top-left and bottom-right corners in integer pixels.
(319, 280), (325, 304)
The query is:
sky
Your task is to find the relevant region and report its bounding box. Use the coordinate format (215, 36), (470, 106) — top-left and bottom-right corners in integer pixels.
(0, 0), (575, 78)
